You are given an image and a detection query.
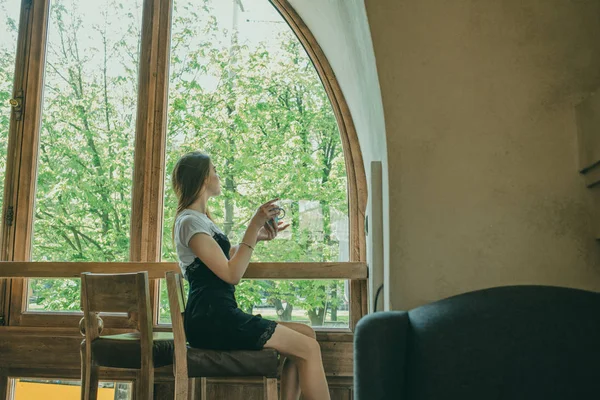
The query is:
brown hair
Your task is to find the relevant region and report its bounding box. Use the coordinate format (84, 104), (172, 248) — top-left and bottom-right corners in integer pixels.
(171, 151), (213, 240)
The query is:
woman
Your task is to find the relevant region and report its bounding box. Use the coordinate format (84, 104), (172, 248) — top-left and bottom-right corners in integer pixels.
(171, 151), (331, 400)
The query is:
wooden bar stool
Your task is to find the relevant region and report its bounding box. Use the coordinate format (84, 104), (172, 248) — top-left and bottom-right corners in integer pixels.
(165, 271), (280, 400)
(79, 271), (174, 400)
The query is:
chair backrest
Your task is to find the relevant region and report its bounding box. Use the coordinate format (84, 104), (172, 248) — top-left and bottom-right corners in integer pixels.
(355, 285), (600, 400)
(80, 272), (153, 350)
(165, 271), (189, 382)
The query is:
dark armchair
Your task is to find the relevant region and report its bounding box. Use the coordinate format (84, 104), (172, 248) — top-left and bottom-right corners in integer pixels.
(354, 285), (600, 400)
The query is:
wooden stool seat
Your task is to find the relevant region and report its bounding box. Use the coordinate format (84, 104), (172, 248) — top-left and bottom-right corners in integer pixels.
(187, 347), (279, 378)
(87, 332), (174, 369)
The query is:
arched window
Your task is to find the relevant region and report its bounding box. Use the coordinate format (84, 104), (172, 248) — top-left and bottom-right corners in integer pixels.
(0, 0), (366, 395)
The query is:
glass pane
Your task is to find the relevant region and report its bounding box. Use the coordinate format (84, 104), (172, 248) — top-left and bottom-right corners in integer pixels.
(12, 379), (131, 400)
(28, 0), (143, 311)
(158, 278), (349, 328)
(0, 0), (22, 233)
(162, 0), (349, 264)
(160, 0), (350, 328)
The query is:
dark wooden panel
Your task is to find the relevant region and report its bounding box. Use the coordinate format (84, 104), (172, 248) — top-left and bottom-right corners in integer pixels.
(0, 329), (354, 378)
(321, 342), (353, 377)
(0, 334), (80, 369)
(205, 382), (352, 400)
(327, 387), (353, 400)
(207, 382), (262, 400)
(154, 381), (175, 400)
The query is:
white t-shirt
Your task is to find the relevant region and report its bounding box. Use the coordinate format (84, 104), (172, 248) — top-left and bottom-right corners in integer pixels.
(174, 209), (226, 274)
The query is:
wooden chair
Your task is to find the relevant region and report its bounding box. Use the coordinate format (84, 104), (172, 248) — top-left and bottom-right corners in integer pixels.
(80, 272), (174, 400)
(165, 271), (280, 400)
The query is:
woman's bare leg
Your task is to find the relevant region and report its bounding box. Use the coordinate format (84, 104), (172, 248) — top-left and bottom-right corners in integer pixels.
(279, 355), (300, 400)
(264, 323), (330, 400)
(276, 323), (316, 400)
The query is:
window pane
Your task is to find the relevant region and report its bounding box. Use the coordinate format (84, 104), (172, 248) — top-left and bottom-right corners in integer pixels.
(28, 0), (143, 311)
(159, 0), (350, 329)
(12, 378), (131, 400)
(162, 0), (349, 264)
(158, 278), (349, 328)
(0, 0), (21, 233)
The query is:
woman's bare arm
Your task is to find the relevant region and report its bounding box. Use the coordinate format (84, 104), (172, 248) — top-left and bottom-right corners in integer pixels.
(187, 199), (281, 285)
(229, 244), (240, 259)
(188, 227), (258, 285)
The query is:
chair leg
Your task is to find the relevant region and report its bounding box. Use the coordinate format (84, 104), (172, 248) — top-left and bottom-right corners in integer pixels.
(185, 377), (195, 400)
(200, 377), (207, 400)
(81, 345), (99, 400)
(0, 376), (9, 400)
(173, 372), (188, 400)
(263, 377), (277, 400)
(80, 346), (87, 400)
(134, 365), (154, 400)
(87, 362), (99, 400)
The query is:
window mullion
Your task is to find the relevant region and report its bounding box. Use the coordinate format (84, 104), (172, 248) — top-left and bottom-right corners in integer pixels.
(130, 0), (173, 326)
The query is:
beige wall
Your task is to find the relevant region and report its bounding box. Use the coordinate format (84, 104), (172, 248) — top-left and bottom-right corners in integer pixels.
(365, 0), (600, 309)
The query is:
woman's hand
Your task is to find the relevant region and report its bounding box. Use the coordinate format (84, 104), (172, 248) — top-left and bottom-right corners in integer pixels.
(250, 198), (282, 230)
(257, 220), (290, 242)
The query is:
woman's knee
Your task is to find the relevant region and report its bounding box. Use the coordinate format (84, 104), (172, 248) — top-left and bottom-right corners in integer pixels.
(296, 324), (317, 339)
(281, 322), (316, 339)
(281, 335), (321, 362)
(298, 336), (321, 361)
(266, 324), (321, 361)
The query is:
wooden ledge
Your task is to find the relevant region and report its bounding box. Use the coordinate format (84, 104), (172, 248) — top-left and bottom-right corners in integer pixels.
(0, 261), (368, 280)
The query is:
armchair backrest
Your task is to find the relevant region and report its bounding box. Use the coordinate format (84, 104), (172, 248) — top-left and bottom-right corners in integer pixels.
(355, 285), (600, 400)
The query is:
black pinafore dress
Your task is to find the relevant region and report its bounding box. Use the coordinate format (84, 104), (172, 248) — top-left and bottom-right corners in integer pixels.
(183, 232), (277, 350)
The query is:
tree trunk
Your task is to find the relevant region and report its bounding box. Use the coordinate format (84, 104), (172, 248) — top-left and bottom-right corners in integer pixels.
(223, 174), (235, 235)
(308, 307), (325, 326)
(330, 285), (338, 322)
(320, 200), (331, 244)
(291, 200), (300, 238)
(223, 1), (240, 236)
(271, 298), (293, 321)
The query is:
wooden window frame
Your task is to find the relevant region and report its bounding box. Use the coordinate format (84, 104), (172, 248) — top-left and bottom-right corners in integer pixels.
(0, 0), (368, 331)
(1, 0), (49, 327)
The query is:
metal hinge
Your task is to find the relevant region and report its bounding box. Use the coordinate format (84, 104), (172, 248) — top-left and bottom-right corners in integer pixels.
(5, 206), (14, 227)
(9, 90), (24, 121)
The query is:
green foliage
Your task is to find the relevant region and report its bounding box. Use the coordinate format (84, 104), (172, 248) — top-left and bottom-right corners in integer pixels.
(1, 0), (350, 325)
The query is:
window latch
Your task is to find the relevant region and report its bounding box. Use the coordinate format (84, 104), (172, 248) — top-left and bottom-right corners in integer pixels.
(9, 90), (24, 121)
